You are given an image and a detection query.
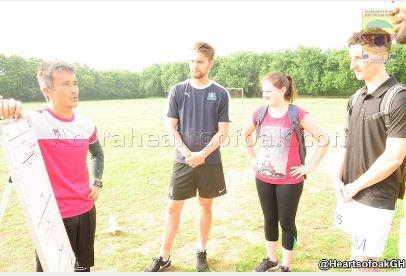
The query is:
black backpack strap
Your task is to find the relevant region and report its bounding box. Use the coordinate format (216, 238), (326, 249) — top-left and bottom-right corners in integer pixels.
(378, 83), (406, 199)
(288, 104), (306, 166)
(345, 87), (364, 135)
(255, 105), (269, 137)
(379, 84), (406, 132)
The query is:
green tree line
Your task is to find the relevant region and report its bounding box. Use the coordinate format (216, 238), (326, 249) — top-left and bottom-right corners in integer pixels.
(1, 45), (405, 101)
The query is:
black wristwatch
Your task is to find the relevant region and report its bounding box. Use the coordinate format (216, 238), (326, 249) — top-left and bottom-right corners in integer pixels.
(93, 180), (103, 189)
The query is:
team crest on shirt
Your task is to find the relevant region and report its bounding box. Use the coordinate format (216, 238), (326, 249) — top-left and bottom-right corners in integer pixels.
(207, 92), (216, 101)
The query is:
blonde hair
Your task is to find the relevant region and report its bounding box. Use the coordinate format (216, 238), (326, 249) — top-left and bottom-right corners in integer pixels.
(191, 42), (215, 60)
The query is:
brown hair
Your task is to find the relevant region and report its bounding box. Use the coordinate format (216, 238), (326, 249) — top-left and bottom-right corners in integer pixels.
(191, 42), (215, 60)
(348, 28), (392, 52)
(262, 72), (297, 102)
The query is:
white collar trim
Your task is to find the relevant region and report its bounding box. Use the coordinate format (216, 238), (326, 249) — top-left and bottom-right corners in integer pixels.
(188, 79), (213, 90)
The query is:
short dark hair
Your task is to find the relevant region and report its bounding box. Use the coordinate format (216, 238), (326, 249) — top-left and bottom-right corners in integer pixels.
(37, 60), (75, 90)
(348, 28), (392, 53)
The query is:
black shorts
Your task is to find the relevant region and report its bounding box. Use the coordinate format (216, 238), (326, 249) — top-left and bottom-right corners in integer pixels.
(169, 162), (227, 200)
(36, 206), (96, 271)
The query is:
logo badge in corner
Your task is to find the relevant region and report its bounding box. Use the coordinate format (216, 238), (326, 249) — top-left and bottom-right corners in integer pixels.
(53, 129), (61, 138)
(207, 92), (217, 101)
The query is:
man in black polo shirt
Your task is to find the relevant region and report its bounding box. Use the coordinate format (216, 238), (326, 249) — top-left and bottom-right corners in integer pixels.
(145, 42), (231, 272)
(394, 0), (406, 271)
(334, 28), (406, 271)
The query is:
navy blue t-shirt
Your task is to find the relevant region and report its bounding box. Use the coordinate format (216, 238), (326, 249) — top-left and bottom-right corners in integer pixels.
(167, 80), (231, 164)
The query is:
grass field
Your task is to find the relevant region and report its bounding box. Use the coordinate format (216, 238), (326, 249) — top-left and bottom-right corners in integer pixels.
(0, 97), (403, 272)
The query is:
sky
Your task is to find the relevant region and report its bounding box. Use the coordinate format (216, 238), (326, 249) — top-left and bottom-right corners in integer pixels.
(0, 0), (395, 72)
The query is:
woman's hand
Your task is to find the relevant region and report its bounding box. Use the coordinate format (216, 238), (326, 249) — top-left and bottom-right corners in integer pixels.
(290, 164), (311, 179)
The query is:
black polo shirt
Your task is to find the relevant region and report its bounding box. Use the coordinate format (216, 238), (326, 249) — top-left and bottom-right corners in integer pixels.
(343, 76), (406, 210)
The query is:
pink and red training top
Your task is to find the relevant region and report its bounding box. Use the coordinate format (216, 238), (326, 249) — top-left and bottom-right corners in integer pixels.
(29, 108), (97, 218)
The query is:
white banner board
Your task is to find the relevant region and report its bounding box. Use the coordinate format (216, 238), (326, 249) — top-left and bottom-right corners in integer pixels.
(0, 119), (75, 272)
